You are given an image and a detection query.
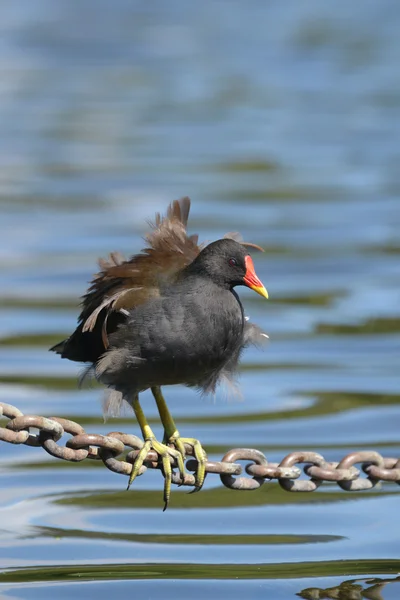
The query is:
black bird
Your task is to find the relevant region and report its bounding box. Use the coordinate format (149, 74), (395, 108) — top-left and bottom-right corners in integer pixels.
(51, 197), (268, 508)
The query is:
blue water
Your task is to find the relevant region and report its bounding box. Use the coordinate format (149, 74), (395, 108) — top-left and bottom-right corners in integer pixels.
(1, 1), (400, 598)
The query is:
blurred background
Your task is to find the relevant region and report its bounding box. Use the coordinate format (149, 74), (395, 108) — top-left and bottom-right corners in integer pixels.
(1, 1), (400, 598)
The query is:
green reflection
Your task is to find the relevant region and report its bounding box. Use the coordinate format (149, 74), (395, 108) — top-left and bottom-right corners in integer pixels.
(0, 333), (72, 348)
(223, 187), (326, 202)
(368, 243), (400, 255)
(213, 159), (279, 173)
(147, 390), (400, 427)
(0, 298), (78, 309)
(272, 292), (345, 306)
(1, 560), (399, 584)
(33, 526), (344, 546)
(316, 317), (400, 335)
(53, 483), (395, 510)
(0, 194), (107, 212)
(181, 390), (400, 425)
(0, 375), (91, 391)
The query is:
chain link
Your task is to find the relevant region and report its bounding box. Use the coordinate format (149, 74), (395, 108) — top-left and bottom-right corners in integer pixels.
(1, 401), (399, 492)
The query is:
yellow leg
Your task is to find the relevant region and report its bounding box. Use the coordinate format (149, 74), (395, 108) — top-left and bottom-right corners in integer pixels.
(127, 394), (185, 510)
(151, 386), (207, 492)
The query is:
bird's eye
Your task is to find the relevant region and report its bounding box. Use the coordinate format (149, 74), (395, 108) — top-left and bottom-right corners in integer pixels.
(229, 257), (237, 267)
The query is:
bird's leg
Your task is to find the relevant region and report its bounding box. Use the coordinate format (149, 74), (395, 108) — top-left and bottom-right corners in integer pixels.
(127, 394), (185, 510)
(151, 386), (207, 492)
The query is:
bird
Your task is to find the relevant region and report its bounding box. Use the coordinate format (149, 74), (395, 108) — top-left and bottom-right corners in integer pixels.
(50, 197), (268, 509)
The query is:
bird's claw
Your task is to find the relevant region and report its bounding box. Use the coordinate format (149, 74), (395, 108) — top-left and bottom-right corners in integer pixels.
(165, 432), (207, 493)
(127, 436), (185, 511)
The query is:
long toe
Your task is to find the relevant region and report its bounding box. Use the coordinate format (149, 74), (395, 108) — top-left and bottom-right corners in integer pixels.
(127, 432), (204, 507)
(168, 435), (207, 492)
(152, 439), (186, 510)
(128, 437), (187, 509)
(127, 439), (151, 490)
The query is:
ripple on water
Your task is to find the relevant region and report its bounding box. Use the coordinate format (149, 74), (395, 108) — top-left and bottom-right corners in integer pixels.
(1, 1), (400, 597)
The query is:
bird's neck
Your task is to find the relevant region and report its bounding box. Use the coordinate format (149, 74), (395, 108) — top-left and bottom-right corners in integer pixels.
(179, 264), (231, 291)
(174, 270), (244, 316)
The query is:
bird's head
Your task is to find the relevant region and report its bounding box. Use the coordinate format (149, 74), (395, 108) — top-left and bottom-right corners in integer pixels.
(190, 238), (268, 299)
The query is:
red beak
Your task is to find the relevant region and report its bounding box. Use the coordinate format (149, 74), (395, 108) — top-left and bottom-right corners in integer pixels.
(243, 255), (269, 299)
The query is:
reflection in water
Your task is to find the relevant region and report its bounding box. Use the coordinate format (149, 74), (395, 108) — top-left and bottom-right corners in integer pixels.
(298, 575), (400, 600)
(0, 1), (400, 598)
(31, 526), (346, 547)
(2, 562), (400, 585)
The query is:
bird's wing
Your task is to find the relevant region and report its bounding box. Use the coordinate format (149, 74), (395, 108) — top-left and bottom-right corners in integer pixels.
(79, 196), (201, 347)
(50, 196), (264, 362)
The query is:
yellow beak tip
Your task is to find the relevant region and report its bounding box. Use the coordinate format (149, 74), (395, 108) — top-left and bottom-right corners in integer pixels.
(252, 285), (269, 300)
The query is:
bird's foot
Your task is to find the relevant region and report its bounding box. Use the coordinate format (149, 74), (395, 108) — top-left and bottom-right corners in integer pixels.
(127, 435), (185, 511)
(164, 430), (207, 493)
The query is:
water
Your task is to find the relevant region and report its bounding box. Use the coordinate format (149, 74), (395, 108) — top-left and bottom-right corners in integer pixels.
(1, 1), (400, 598)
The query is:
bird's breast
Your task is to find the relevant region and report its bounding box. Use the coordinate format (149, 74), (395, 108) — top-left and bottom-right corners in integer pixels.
(108, 286), (245, 388)
(153, 288), (245, 381)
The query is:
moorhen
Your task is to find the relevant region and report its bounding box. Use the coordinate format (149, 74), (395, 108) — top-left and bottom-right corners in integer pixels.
(51, 197), (268, 508)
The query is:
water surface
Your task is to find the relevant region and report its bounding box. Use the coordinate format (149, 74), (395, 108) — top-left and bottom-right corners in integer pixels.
(1, 1), (400, 598)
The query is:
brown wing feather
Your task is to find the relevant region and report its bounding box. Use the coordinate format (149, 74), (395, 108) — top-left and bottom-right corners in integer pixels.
(53, 197), (200, 360)
(82, 196), (199, 329)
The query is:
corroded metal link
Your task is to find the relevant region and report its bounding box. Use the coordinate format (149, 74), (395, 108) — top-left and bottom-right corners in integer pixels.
(187, 458), (242, 476)
(364, 458), (400, 483)
(42, 417), (88, 461)
(304, 462), (359, 482)
(67, 433), (125, 460)
(6, 415), (64, 447)
(0, 403), (28, 444)
(220, 448), (268, 490)
(100, 432), (146, 477)
(277, 451), (327, 491)
(337, 451), (385, 491)
(246, 463), (301, 480)
(0, 426), (30, 445)
(0, 403), (23, 419)
(1, 402), (399, 492)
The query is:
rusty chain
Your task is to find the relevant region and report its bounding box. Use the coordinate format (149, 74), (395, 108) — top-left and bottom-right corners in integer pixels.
(1, 401), (399, 492)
